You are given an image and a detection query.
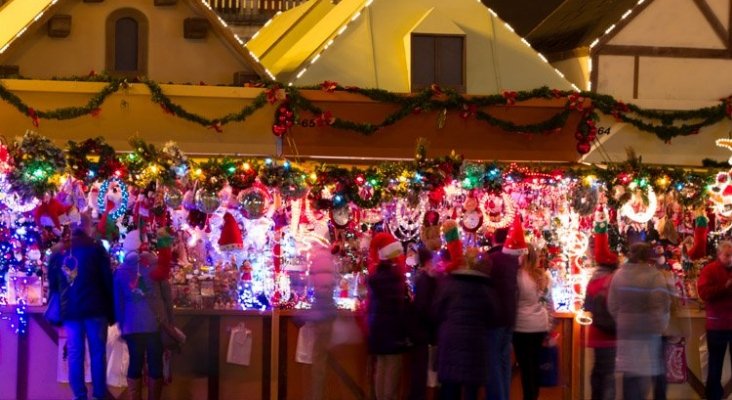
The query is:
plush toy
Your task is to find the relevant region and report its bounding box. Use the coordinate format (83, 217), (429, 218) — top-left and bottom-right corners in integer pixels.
(686, 212), (708, 260)
(150, 227), (174, 281)
(420, 210), (441, 251)
(34, 194), (66, 231)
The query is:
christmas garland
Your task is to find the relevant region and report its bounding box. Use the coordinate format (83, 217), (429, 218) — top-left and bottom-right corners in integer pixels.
(4, 75), (731, 143)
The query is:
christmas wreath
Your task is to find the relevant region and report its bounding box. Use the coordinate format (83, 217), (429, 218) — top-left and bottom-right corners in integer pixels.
(7, 131), (65, 200)
(570, 185), (598, 216)
(66, 137), (121, 183)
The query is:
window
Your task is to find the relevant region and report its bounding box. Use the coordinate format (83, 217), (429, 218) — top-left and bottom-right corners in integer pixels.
(411, 34), (465, 92)
(106, 9), (148, 77)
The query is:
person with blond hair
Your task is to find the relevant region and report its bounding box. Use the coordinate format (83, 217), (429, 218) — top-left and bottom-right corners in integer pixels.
(512, 244), (554, 400)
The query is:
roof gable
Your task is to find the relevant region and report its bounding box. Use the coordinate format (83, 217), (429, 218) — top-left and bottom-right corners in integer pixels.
(0, 0), (263, 82)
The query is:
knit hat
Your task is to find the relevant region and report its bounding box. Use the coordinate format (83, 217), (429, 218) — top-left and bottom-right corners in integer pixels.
(441, 219), (464, 273)
(502, 215), (528, 255)
(593, 217), (618, 266)
(370, 232), (404, 262)
(123, 230), (142, 254)
(218, 212), (243, 251)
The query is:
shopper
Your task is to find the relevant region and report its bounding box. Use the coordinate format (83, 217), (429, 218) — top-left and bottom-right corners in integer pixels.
(486, 223), (521, 400)
(697, 240), (732, 400)
(513, 244), (554, 400)
(47, 214), (115, 400)
(434, 246), (497, 400)
(584, 217), (619, 400)
(114, 230), (173, 400)
(608, 242), (671, 400)
(367, 232), (410, 400)
(408, 246), (441, 400)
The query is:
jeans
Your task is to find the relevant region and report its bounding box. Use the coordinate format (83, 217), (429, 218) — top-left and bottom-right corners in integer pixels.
(623, 373), (651, 400)
(512, 332), (546, 400)
(123, 332), (164, 379)
(439, 381), (479, 400)
(486, 326), (512, 400)
(64, 317), (108, 400)
(374, 354), (402, 400)
(590, 347), (616, 400)
(706, 330), (732, 400)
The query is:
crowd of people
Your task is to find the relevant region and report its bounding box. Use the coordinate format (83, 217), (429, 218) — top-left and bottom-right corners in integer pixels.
(43, 211), (732, 400)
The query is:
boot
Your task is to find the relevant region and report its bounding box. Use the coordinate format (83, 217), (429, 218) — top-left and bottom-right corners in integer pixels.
(126, 378), (142, 400)
(148, 378), (163, 400)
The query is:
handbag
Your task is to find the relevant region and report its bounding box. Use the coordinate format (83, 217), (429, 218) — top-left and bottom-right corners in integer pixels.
(665, 336), (687, 383)
(44, 292), (63, 326)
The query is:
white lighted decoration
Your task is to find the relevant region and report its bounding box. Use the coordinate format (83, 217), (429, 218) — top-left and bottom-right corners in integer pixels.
(389, 198), (426, 242)
(0, 175), (39, 213)
(620, 186), (657, 224)
(480, 192), (515, 230)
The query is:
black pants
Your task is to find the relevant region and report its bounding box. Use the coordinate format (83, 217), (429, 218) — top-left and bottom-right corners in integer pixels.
(512, 331), (546, 400)
(622, 373), (651, 400)
(439, 381), (479, 400)
(653, 336), (668, 400)
(706, 330), (732, 400)
(408, 343), (429, 400)
(590, 347), (616, 400)
(123, 332), (164, 379)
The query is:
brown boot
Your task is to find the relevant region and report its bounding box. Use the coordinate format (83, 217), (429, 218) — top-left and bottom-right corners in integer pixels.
(126, 378), (142, 400)
(148, 378), (163, 400)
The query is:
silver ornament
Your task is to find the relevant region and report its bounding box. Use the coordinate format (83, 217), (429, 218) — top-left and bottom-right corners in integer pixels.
(164, 188), (184, 209)
(195, 190), (221, 214)
(238, 187), (269, 219)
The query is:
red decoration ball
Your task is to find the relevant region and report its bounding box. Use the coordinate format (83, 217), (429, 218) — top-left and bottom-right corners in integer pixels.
(576, 141), (592, 154)
(574, 131), (585, 141)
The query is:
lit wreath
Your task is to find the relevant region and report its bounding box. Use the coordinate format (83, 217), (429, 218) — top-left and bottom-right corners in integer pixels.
(480, 192), (515, 230)
(97, 177), (129, 221)
(66, 137), (119, 183)
(619, 186), (657, 224)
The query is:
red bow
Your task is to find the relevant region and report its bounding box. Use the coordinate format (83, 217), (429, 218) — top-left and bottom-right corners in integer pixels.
(502, 91), (518, 106)
(459, 104), (478, 119)
(90, 108), (102, 117)
(315, 111), (335, 126)
(27, 108), (39, 127)
(320, 80), (338, 92)
(265, 85), (285, 104)
(567, 93), (585, 111)
(430, 84), (443, 95)
(209, 121), (223, 133)
(551, 89), (564, 98)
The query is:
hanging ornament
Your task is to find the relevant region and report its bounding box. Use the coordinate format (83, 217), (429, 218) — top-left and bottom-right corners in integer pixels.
(164, 187), (184, 209)
(620, 186), (657, 224)
(570, 185), (599, 216)
(388, 198), (426, 242)
(480, 192), (515, 230)
(97, 177), (129, 222)
(195, 190), (220, 214)
(238, 187), (270, 220)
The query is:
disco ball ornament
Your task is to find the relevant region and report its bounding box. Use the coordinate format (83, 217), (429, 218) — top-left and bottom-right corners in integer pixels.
(164, 187), (183, 209)
(195, 190), (220, 214)
(238, 187), (269, 220)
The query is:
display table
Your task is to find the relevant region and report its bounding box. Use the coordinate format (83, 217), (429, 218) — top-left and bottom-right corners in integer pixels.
(0, 307), (583, 400)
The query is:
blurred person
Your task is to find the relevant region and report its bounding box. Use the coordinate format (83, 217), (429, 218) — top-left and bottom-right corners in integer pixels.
(367, 233), (410, 400)
(486, 223), (521, 400)
(306, 245), (338, 400)
(608, 242), (671, 400)
(584, 218), (620, 400)
(408, 246), (442, 400)
(697, 240), (732, 400)
(434, 246), (497, 400)
(513, 244), (554, 400)
(47, 214), (115, 400)
(114, 230), (173, 400)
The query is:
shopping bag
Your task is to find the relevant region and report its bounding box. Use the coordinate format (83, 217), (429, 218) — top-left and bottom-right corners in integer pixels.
(665, 336), (687, 383)
(296, 322), (316, 364)
(57, 337), (91, 383)
(539, 344), (559, 387)
(226, 324), (253, 366)
(106, 325), (129, 387)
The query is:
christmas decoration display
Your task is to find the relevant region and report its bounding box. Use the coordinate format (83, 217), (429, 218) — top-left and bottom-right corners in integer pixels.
(0, 130), (728, 330)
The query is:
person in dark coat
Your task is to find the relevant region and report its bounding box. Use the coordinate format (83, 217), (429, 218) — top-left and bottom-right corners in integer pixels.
(485, 227), (520, 400)
(367, 232), (410, 400)
(47, 214), (115, 400)
(408, 246), (442, 400)
(435, 246), (497, 400)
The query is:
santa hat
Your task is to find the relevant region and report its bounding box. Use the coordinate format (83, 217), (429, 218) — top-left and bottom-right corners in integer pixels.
(502, 215), (528, 255)
(123, 230), (142, 254)
(441, 219), (464, 273)
(218, 212), (243, 251)
(687, 214), (708, 260)
(34, 197), (66, 229)
(593, 219), (619, 266)
(370, 232), (404, 262)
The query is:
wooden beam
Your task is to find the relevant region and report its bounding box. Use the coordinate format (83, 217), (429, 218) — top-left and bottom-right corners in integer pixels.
(544, 47), (590, 63)
(590, 53), (599, 92)
(592, 0), (656, 54)
(633, 55), (639, 99)
(262, 315), (272, 400)
(30, 313), (59, 345)
(600, 45), (731, 59)
(693, 0), (730, 48)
